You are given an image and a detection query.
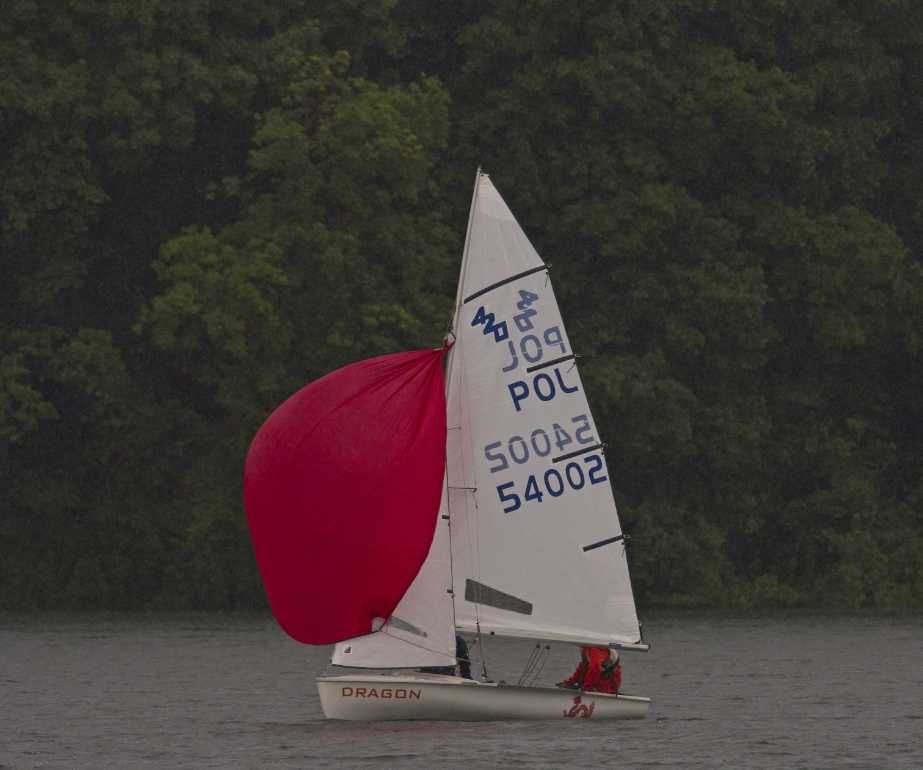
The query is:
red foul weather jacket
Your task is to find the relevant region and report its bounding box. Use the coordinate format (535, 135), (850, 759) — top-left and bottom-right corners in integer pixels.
(561, 646), (622, 694)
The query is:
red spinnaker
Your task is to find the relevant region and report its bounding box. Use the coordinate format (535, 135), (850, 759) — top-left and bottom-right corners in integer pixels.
(243, 348), (447, 644)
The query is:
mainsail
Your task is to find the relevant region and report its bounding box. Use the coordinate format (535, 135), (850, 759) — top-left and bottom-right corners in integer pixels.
(243, 348), (447, 645)
(447, 174), (643, 648)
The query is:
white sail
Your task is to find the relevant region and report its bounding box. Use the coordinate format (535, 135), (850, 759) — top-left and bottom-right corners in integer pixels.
(331, 478), (457, 668)
(447, 173), (643, 648)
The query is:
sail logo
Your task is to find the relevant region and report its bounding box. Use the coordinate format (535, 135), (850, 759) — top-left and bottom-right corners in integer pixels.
(563, 695), (595, 718)
(341, 686), (421, 700)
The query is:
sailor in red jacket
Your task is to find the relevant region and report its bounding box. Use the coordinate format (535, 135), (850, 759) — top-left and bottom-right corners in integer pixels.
(557, 646), (621, 694)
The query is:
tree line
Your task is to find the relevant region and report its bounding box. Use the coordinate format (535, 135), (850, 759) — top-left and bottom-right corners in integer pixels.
(2, 0), (922, 610)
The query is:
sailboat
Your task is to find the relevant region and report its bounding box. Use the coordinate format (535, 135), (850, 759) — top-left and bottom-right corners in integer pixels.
(244, 170), (650, 720)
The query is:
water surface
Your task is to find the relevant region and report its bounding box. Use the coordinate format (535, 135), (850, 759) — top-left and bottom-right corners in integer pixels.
(1, 612), (920, 768)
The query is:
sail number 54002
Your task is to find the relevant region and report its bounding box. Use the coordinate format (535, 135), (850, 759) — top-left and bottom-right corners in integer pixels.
(484, 415), (594, 472)
(495, 455), (608, 513)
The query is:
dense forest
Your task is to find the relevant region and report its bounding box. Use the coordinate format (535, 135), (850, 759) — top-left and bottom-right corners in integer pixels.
(2, 0), (922, 611)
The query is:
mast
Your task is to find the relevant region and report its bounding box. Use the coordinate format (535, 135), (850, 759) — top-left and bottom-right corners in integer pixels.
(450, 167), (482, 335)
(445, 167), (482, 639)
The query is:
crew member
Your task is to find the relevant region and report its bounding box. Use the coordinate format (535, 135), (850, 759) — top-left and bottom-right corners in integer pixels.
(455, 635), (472, 679)
(557, 646), (621, 693)
(419, 635), (472, 679)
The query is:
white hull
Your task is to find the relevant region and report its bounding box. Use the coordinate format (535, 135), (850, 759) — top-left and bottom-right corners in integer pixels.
(317, 673), (650, 721)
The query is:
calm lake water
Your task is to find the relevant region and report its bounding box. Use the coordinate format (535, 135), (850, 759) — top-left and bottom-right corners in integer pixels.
(1, 612), (920, 769)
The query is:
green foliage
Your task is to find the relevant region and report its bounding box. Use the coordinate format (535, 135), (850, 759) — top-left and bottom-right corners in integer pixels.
(2, 0), (922, 610)
(628, 502), (730, 606)
(0, 349), (58, 444)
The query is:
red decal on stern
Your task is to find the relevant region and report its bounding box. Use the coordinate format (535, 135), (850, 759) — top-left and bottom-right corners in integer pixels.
(563, 695), (595, 718)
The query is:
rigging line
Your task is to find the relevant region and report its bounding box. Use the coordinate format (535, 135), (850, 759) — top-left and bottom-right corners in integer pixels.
(470, 432), (491, 684)
(449, 171), (491, 682)
(443, 238), (474, 639)
(517, 645), (535, 685)
(455, 345), (487, 681)
(528, 646), (551, 687)
(525, 645), (548, 687)
(529, 647), (544, 686)
(466, 435), (484, 628)
(517, 643), (542, 686)
(475, 619), (490, 681)
(444, 359), (458, 635)
(444, 477), (457, 631)
(520, 647), (538, 687)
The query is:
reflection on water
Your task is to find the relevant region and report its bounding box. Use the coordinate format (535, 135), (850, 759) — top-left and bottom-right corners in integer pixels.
(1, 612), (921, 769)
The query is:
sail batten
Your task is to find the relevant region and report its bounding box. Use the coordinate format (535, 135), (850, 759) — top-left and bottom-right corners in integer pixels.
(463, 265), (549, 304)
(582, 535), (626, 552)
